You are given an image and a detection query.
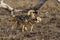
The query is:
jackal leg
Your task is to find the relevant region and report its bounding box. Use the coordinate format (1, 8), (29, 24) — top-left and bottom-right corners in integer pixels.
(29, 22), (34, 32)
(25, 27), (28, 31)
(22, 25), (25, 32)
(22, 24), (27, 32)
(22, 24), (28, 32)
(30, 24), (34, 32)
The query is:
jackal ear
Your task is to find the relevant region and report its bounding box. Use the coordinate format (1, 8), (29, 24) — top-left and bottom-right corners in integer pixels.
(33, 11), (38, 14)
(27, 10), (35, 15)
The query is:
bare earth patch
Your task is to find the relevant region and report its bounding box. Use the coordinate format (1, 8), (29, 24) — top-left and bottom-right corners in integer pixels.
(0, 0), (60, 40)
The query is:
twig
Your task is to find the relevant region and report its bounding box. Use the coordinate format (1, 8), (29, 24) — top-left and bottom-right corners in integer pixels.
(0, 0), (14, 15)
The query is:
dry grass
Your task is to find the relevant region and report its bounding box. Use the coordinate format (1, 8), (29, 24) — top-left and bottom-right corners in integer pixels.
(0, 0), (60, 40)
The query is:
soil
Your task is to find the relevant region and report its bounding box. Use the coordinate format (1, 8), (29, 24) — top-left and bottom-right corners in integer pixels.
(0, 0), (60, 40)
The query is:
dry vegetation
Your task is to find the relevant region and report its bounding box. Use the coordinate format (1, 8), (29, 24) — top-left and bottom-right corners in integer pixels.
(0, 0), (60, 40)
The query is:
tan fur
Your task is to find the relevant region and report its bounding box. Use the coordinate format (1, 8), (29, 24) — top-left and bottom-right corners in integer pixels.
(12, 10), (42, 32)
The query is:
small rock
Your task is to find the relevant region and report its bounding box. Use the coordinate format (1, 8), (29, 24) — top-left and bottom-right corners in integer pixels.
(57, 0), (60, 2)
(42, 39), (44, 40)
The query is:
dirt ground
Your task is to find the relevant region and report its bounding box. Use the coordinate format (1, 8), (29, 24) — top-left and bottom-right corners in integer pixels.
(0, 0), (60, 40)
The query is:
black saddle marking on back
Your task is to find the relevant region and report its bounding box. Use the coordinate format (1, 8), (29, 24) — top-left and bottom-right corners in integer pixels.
(16, 15), (30, 21)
